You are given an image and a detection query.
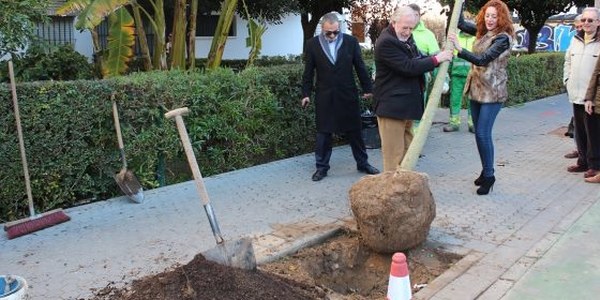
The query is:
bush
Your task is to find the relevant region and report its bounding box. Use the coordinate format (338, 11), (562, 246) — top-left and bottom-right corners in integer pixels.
(0, 43), (96, 82)
(0, 51), (565, 222)
(0, 67), (313, 222)
(506, 52), (565, 106)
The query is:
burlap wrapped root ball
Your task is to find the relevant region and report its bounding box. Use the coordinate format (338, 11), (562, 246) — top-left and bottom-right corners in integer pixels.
(349, 170), (436, 253)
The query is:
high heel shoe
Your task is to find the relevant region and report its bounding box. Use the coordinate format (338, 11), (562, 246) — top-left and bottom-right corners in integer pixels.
(474, 172), (484, 186)
(477, 176), (495, 195)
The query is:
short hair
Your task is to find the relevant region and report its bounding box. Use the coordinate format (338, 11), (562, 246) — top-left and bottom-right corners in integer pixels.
(474, 0), (514, 39)
(320, 12), (341, 25)
(407, 3), (421, 15)
(391, 5), (417, 24)
(574, 14), (582, 22)
(582, 7), (600, 19)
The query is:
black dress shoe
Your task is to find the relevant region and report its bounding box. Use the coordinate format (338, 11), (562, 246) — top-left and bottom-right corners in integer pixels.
(312, 170), (327, 181)
(358, 164), (380, 175)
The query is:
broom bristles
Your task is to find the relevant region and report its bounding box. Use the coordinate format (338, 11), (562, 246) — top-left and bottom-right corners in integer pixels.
(5, 210), (70, 239)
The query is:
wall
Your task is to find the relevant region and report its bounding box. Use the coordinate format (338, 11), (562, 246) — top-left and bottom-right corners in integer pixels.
(514, 22), (577, 52)
(194, 13), (304, 59)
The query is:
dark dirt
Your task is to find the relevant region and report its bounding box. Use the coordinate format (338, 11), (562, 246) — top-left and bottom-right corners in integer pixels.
(88, 230), (462, 300)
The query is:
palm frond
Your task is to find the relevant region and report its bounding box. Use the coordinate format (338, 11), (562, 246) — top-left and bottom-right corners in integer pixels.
(102, 7), (135, 78)
(75, 0), (131, 30)
(56, 0), (92, 16)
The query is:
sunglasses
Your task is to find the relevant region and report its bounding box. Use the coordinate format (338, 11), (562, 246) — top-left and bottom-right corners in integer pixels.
(324, 30), (340, 36)
(581, 18), (597, 23)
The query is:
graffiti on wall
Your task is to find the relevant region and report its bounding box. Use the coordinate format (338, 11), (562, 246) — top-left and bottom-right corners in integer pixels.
(515, 23), (577, 51)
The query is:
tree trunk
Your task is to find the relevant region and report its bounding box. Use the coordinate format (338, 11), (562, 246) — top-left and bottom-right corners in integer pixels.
(527, 27), (538, 54)
(206, 0), (238, 70)
(170, 0), (187, 69)
(187, 0), (198, 70)
(301, 13), (319, 54)
(400, 0), (462, 171)
(90, 28), (104, 76)
(132, 2), (152, 71)
(150, 0), (167, 70)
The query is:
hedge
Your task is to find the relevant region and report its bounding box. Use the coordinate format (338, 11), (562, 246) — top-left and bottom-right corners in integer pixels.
(0, 52), (564, 222)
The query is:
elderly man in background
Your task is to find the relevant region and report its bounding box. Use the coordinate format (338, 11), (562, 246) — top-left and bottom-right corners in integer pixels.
(563, 7), (600, 179)
(373, 6), (453, 172)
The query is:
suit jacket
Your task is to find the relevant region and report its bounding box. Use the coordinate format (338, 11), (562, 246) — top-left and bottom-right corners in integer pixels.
(302, 34), (372, 133)
(373, 25), (438, 120)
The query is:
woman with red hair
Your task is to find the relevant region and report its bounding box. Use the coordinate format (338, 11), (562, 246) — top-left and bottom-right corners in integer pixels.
(448, 0), (515, 195)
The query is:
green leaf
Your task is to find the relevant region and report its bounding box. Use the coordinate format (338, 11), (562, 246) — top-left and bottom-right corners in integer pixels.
(102, 7), (135, 78)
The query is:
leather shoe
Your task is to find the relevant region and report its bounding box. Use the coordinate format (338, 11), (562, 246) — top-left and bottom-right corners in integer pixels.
(584, 169), (599, 178)
(567, 165), (587, 173)
(585, 173), (600, 183)
(311, 170), (327, 181)
(564, 150), (578, 159)
(358, 164), (380, 175)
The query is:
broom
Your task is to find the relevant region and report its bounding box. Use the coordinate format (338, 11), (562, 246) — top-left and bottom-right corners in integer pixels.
(3, 61), (70, 239)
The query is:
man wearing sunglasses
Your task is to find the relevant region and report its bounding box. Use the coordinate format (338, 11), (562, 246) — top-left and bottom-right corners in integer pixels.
(563, 7), (600, 180)
(301, 12), (379, 182)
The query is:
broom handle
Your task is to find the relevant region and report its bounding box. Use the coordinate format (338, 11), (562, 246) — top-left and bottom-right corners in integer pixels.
(400, 0), (464, 171)
(8, 61), (36, 217)
(111, 94), (128, 169)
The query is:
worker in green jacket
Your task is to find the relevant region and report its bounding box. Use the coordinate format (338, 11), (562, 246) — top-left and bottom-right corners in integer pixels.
(408, 4), (443, 133)
(443, 30), (476, 133)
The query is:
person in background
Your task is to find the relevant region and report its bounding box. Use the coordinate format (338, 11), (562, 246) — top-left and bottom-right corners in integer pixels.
(301, 12), (380, 182)
(564, 14), (583, 159)
(448, 0), (515, 195)
(407, 3), (443, 133)
(563, 7), (600, 179)
(582, 42), (600, 184)
(444, 29), (476, 133)
(374, 5), (452, 172)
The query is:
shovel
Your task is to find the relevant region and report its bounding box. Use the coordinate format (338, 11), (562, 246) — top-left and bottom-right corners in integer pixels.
(165, 107), (256, 270)
(111, 95), (144, 203)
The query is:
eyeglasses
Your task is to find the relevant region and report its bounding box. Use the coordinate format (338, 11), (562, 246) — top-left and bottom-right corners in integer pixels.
(581, 18), (598, 23)
(324, 30), (340, 36)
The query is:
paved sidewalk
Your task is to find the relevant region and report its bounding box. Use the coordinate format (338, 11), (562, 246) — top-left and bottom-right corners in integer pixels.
(1, 93), (598, 299)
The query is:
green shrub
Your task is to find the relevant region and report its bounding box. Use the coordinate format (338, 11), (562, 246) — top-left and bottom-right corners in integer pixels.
(0, 51), (566, 222)
(506, 52), (565, 106)
(0, 43), (96, 82)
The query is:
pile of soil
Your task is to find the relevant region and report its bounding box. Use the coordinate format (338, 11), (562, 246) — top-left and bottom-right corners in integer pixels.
(88, 230), (461, 300)
(90, 254), (324, 300)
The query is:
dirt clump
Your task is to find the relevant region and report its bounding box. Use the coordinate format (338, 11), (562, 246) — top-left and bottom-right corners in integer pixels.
(349, 170), (436, 253)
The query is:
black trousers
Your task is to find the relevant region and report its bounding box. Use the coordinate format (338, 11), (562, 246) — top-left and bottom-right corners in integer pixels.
(315, 130), (368, 171)
(573, 103), (600, 170)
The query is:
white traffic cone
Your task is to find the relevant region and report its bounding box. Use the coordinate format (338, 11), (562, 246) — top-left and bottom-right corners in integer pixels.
(386, 252), (411, 300)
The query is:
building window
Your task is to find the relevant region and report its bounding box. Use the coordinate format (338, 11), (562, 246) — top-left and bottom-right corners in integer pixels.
(37, 16), (75, 46)
(196, 14), (236, 37)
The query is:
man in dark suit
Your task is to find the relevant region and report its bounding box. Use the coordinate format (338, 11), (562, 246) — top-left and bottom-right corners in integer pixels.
(301, 12), (379, 181)
(374, 6), (452, 172)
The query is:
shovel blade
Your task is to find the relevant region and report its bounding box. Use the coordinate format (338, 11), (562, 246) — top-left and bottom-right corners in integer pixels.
(115, 170), (144, 203)
(202, 237), (256, 270)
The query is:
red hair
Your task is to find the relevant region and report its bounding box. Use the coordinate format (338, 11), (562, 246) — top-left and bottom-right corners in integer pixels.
(475, 0), (514, 39)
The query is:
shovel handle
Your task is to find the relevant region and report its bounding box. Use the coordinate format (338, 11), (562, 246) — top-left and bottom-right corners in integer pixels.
(165, 107), (210, 206)
(111, 94), (127, 169)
